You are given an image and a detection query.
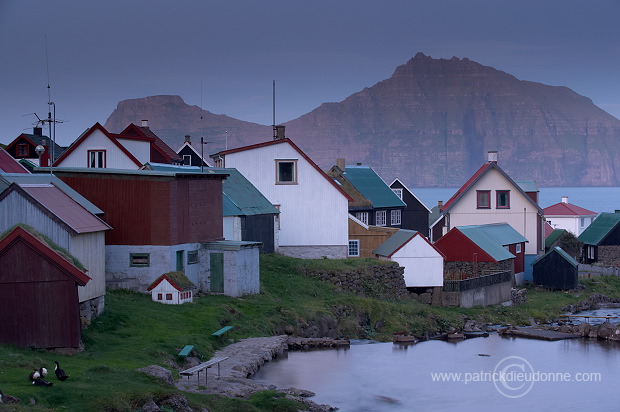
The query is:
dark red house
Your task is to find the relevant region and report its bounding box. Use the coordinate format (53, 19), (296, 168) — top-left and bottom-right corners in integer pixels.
(0, 226), (90, 348)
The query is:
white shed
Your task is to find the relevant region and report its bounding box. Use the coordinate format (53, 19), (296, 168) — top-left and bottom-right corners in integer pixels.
(147, 272), (196, 305)
(374, 229), (445, 287)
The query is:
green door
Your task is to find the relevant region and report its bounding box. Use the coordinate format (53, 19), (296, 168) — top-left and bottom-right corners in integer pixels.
(210, 253), (224, 293)
(176, 250), (184, 272)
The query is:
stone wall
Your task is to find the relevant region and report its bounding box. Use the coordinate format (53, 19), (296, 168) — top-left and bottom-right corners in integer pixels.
(597, 245), (620, 267)
(278, 245), (348, 260)
(298, 262), (409, 300)
(444, 260), (512, 279)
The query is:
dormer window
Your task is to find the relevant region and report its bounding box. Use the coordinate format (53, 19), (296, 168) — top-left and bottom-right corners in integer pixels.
(17, 143), (29, 157)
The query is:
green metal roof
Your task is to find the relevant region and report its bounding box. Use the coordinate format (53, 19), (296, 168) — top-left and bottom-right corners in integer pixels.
(373, 229), (417, 257)
(457, 223), (527, 261)
(545, 229), (567, 249)
(145, 163), (278, 217)
(578, 212), (620, 245)
(516, 180), (539, 193)
(532, 246), (578, 267)
(0, 173), (104, 215)
(344, 165), (406, 209)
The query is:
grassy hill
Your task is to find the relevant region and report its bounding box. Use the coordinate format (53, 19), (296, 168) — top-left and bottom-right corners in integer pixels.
(1, 254), (619, 411)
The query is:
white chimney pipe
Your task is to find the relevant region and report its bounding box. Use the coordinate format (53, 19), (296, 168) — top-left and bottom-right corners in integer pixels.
(487, 151), (498, 163)
(562, 196), (568, 203)
(141, 119), (148, 127)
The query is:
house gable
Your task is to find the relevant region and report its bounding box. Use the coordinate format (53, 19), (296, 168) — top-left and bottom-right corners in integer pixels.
(434, 228), (498, 262)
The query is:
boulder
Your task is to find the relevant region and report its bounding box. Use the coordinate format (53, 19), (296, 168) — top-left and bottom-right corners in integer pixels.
(136, 365), (174, 386)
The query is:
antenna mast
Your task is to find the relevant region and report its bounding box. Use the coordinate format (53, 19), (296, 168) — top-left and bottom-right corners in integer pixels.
(272, 80), (276, 139)
(44, 35), (57, 170)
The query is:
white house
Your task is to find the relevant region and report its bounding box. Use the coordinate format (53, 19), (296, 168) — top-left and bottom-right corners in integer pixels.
(211, 132), (353, 259)
(373, 229), (445, 288)
(433, 151), (545, 258)
(543, 196), (597, 236)
(147, 272), (195, 305)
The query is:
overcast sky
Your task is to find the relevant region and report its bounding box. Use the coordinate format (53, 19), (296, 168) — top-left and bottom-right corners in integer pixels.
(1, 0), (619, 147)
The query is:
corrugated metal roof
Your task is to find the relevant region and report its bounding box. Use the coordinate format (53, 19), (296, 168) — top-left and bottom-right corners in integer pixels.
(532, 246), (578, 267)
(545, 229), (567, 249)
(373, 229), (417, 257)
(0, 149), (30, 173)
(344, 165), (405, 208)
(516, 180), (538, 193)
(578, 212), (620, 245)
(20, 184), (110, 233)
(0, 174), (104, 215)
(457, 223), (526, 261)
(544, 202), (597, 216)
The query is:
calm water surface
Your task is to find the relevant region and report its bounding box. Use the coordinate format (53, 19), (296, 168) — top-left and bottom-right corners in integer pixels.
(252, 333), (620, 411)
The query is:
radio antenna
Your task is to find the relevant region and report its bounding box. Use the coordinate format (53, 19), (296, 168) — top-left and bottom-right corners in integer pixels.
(44, 34), (59, 169)
(272, 80), (276, 139)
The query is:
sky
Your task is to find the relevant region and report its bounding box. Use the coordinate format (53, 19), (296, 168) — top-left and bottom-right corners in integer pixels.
(1, 0), (619, 147)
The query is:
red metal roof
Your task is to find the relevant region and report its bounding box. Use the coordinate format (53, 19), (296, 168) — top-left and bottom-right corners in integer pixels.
(213, 138), (354, 202)
(0, 226), (91, 285)
(19, 184), (111, 233)
(544, 222), (554, 238)
(0, 148), (30, 173)
(543, 202), (596, 216)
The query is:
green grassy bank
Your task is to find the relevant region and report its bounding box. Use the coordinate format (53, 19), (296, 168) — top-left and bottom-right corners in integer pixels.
(1, 254), (619, 411)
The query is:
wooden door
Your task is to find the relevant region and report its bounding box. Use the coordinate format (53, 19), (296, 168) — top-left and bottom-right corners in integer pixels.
(210, 253), (224, 293)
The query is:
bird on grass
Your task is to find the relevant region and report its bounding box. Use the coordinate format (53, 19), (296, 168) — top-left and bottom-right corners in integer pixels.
(54, 361), (68, 381)
(28, 369), (40, 381)
(0, 389), (21, 404)
(39, 367), (48, 377)
(32, 378), (53, 387)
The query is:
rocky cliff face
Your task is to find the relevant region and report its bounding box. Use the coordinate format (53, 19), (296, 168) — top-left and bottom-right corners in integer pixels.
(105, 54), (620, 187)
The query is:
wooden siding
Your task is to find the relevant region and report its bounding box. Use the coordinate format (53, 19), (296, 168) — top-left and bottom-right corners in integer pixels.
(223, 142), (349, 247)
(0, 238), (82, 348)
(58, 173), (224, 246)
(390, 180), (430, 234)
(116, 138), (151, 164)
(447, 168), (542, 255)
(348, 218), (397, 258)
(242, 214), (277, 253)
(57, 128), (141, 169)
(533, 251), (578, 290)
(391, 235), (444, 287)
(434, 229), (496, 262)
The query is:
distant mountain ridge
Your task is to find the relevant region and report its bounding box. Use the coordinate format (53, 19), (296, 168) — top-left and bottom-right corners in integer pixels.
(105, 53), (620, 187)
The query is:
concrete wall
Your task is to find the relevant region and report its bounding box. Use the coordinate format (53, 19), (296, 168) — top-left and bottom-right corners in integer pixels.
(198, 244), (261, 297)
(441, 279), (513, 307)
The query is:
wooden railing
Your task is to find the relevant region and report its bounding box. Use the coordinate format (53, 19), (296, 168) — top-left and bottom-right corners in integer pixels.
(443, 270), (512, 293)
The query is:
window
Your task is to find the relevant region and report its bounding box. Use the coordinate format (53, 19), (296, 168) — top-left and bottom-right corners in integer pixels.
(157, 293), (163, 301)
(356, 212), (369, 225)
(477, 190), (491, 209)
(183, 155), (192, 165)
(496, 190), (510, 208)
(391, 210), (401, 225)
(376, 210), (387, 226)
(214, 157), (224, 168)
(516, 243), (522, 253)
(187, 250), (198, 265)
(588, 245), (595, 260)
(17, 143), (29, 157)
(130, 253), (150, 267)
(276, 160), (297, 184)
(166, 293), (173, 301)
(348, 240), (360, 257)
(88, 150), (106, 168)
(392, 188), (403, 199)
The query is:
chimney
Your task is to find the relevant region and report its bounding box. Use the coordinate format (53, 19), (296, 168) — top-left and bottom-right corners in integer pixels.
(185, 135), (191, 145)
(336, 158), (345, 170)
(38, 139), (50, 168)
(274, 125), (285, 140)
(33, 127), (43, 136)
(487, 151), (498, 163)
(438, 200), (443, 208)
(562, 196), (568, 204)
(141, 119), (148, 127)
(356, 162), (362, 166)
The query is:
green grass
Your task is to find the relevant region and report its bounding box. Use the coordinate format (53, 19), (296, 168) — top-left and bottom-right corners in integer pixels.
(2, 254), (620, 411)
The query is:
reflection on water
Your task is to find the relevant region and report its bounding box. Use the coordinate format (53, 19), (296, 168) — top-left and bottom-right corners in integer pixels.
(252, 334), (619, 411)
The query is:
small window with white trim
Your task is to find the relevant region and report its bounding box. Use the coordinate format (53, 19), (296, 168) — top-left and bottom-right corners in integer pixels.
(348, 240), (360, 257)
(376, 210), (387, 226)
(276, 160), (297, 184)
(391, 210), (401, 225)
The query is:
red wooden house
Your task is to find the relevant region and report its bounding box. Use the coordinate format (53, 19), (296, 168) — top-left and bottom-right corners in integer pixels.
(0, 226), (90, 348)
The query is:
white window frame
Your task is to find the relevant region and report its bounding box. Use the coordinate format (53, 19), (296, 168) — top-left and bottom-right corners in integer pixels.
(376, 210), (387, 226)
(88, 150), (106, 168)
(183, 154), (192, 165)
(356, 212), (369, 225)
(275, 159), (298, 184)
(516, 243), (522, 253)
(392, 188), (403, 199)
(391, 209), (401, 225)
(348, 240), (360, 257)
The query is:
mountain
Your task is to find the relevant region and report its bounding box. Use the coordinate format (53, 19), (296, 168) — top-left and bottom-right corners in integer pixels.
(105, 53), (620, 187)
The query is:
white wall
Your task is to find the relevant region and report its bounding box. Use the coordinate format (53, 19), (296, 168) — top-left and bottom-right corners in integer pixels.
(223, 142), (349, 251)
(57, 128), (141, 169)
(116, 138), (151, 164)
(391, 235), (444, 287)
(547, 215), (594, 236)
(223, 216), (242, 241)
(448, 168), (541, 255)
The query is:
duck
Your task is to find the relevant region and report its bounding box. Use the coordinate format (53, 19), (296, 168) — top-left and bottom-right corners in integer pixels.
(32, 377), (53, 387)
(54, 361), (68, 381)
(39, 367), (48, 377)
(28, 368), (41, 381)
(0, 389), (21, 404)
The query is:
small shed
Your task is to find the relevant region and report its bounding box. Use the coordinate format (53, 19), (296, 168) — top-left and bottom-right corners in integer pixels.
(532, 246), (579, 290)
(0, 226), (90, 348)
(147, 271), (196, 304)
